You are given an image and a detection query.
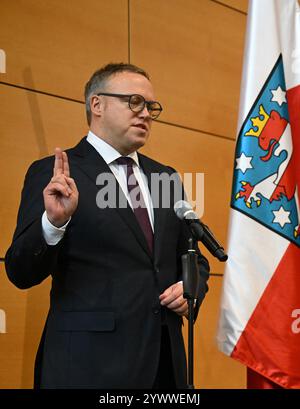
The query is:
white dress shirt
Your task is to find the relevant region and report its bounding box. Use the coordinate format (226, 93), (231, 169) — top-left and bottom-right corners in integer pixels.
(42, 131), (154, 245)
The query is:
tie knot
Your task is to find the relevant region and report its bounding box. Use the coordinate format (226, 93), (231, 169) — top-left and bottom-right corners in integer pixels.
(116, 156), (135, 167)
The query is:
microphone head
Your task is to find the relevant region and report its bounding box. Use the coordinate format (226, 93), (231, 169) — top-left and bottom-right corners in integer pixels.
(174, 200), (197, 220)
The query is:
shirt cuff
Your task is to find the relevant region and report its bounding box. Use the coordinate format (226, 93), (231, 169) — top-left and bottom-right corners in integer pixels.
(41, 211), (71, 245)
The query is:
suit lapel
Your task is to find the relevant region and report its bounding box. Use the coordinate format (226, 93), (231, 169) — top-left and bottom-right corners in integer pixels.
(71, 138), (153, 260)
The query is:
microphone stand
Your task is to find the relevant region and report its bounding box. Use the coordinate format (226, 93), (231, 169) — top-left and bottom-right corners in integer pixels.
(182, 234), (203, 390)
(176, 201), (227, 388)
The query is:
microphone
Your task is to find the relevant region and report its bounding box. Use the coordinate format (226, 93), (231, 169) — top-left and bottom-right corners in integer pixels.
(174, 200), (228, 262)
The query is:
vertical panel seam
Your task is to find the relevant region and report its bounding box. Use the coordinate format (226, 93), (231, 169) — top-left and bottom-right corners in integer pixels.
(128, 0), (131, 63)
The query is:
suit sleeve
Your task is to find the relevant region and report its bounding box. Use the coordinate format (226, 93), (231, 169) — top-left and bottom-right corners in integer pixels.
(5, 158), (62, 289)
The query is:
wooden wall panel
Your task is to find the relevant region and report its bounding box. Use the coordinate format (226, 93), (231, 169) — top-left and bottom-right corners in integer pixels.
(141, 121), (235, 276)
(215, 0), (248, 13)
(0, 0), (128, 99)
(0, 264), (27, 388)
(0, 84), (87, 256)
(131, 0), (246, 139)
(193, 276), (245, 388)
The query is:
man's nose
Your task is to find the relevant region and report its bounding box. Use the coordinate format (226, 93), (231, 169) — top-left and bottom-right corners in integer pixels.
(138, 104), (151, 119)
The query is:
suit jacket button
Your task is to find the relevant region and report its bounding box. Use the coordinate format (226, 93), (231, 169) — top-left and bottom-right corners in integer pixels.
(152, 307), (160, 314)
(34, 247), (43, 256)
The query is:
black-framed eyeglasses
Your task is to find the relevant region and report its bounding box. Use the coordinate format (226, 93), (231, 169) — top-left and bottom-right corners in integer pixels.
(96, 93), (163, 120)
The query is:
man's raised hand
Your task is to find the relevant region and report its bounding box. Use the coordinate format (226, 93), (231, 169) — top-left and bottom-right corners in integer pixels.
(43, 148), (79, 227)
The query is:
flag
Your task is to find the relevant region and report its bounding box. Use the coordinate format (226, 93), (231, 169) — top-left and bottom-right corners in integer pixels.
(217, 0), (300, 389)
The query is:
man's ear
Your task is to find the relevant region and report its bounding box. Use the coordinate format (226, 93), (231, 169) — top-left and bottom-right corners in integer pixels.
(90, 95), (102, 118)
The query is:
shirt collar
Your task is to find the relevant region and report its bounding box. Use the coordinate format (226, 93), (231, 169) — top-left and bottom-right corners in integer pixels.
(87, 131), (139, 167)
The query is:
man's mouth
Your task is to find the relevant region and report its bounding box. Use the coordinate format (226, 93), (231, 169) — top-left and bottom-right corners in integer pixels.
(133, 123), (148, 132)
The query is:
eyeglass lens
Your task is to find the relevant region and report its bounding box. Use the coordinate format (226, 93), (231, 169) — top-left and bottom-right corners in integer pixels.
(129, 95), (162, 119)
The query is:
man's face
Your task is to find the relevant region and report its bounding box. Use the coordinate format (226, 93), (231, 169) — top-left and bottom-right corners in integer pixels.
(97, 72), (156, 155)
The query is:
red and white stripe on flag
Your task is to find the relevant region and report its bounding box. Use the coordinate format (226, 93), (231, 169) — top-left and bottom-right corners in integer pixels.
(217, 0), (300, 389)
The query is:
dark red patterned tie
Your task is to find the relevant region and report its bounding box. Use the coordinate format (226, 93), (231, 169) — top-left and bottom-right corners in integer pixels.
(116, 157), (153, 253)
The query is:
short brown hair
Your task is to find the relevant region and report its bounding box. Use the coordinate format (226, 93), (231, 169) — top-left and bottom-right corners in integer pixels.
(84, 63), (150, 126)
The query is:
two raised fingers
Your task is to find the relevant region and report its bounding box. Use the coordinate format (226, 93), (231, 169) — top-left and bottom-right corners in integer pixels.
(53, 148), (70, 178)
(50, 148), (77, 197)
(50, 175), (73, 197)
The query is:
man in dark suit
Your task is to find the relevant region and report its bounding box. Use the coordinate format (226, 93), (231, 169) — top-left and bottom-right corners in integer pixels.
(5, 63), (209, 389)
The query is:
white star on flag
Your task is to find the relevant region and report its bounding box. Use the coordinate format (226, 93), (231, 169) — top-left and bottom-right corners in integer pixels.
(235, 152), (253, 174)
(271, 85), (287, 106)
(272, 206), (291, 228)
